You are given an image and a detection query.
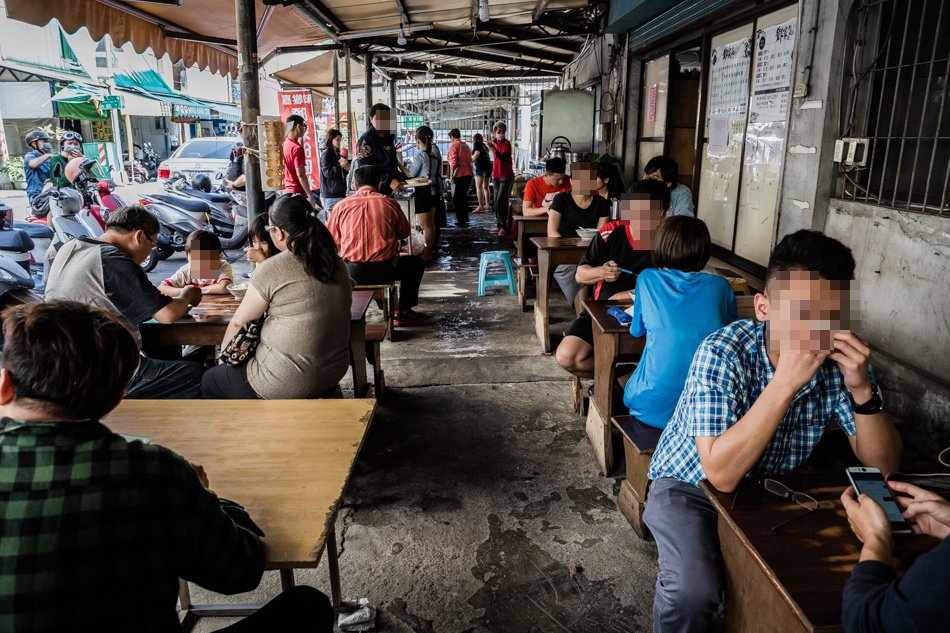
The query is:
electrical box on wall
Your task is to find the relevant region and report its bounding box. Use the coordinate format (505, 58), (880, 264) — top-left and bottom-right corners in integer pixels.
(834, 137), (869, 167)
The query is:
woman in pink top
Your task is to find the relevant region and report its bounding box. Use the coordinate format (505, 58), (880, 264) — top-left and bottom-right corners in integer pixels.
(490, 121), (515, 235)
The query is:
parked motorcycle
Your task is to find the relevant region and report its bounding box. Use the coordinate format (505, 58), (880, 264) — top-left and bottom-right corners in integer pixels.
(150, 172), (249, 249)
(0, 257), (39, 344)
(1, 200), (52, 286)
(137, 193), (207, 265)
(141, 142), (159, 181)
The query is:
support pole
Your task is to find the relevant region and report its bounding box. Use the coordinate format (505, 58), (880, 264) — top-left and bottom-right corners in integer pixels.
(124, 113), (135, 181)
(332, 53), (340, 130)
(390, 79), (398, 138)
(364, 54), (373, 128)
(345, 46), (353, 152)
(235, 0), (264, 220)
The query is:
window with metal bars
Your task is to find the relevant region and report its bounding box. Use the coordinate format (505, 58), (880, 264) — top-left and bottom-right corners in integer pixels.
(838, 0), (949, 215)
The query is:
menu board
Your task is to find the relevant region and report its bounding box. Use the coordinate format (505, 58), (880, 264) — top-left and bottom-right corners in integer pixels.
(707, 37), (752, 123)
(750, 18), (797, 123)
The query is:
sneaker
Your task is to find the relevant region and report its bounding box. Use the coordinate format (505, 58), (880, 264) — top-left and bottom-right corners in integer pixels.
(393, 310), (426, 326)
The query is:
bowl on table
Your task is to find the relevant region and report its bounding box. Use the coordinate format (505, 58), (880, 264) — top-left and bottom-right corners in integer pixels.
(227, 283), (248, 300)
(576, 228), (599, 239)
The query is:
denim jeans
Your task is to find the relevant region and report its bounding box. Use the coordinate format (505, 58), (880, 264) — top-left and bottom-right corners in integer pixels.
(492, 177), (514, 230)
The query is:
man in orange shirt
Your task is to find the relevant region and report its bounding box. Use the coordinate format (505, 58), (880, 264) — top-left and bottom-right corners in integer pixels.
(329, 165), (426, 326)
(522, 157), (571, 217)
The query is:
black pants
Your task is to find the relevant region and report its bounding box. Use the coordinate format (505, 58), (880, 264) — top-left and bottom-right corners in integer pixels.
(126, 355), (205, 399)
(347, 258), (424, 312)
(201, 362), (260, 399)
(219, 586), (333, 632)
(453, 176), (472, 225)
(493, 177), (514, 230)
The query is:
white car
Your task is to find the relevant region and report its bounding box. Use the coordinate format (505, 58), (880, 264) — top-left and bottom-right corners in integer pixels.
(157, 137), (240, 185)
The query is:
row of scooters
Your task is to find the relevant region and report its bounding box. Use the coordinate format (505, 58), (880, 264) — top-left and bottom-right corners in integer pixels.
(0, 157), (272, 311)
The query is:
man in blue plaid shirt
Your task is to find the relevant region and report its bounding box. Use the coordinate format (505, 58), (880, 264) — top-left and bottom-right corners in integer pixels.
(644, 230), (902, 633)
(0, 301), (333, 632)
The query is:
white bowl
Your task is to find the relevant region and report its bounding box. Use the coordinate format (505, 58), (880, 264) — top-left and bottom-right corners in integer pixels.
(576, 228), (599, 239)
(227, 283), (248, 300)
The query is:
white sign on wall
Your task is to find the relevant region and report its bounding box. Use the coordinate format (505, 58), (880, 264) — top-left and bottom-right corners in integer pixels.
(750, 18), (797, 123)
(707, 38), (752, 123)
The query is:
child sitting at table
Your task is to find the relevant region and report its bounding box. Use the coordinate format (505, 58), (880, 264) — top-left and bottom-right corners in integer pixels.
(245, 213), (276, 265)
(159, 230), (233, 296)
(622, 216), (737, 429)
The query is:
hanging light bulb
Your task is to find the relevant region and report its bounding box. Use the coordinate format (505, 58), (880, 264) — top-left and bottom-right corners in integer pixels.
(479, 0), (490, 23)
(397, 25), (407, 46)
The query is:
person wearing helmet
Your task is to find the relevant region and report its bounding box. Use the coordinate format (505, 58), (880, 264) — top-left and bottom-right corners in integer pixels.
(225, 141), (245, 191)
(48, 131), (84, 190)
(23, 130), (53, 203)
(191, 173), (213, 193)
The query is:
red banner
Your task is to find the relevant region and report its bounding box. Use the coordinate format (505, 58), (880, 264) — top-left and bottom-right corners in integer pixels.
(277, 90), (320, 190)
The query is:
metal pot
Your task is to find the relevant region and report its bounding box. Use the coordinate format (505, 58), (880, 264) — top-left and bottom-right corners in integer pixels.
(548, 136), (571, 161)
(568, 151), (590, 164)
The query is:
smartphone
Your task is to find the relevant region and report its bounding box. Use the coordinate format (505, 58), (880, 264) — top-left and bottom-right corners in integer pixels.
(845, 467), (912, 534)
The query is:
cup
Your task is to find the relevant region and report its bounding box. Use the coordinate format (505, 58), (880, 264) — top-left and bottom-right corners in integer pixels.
(341, 147), (349, 159)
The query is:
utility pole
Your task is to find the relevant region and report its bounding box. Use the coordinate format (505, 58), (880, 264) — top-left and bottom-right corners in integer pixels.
(103, 39), (128, 184)
(235, 0), (263, 220)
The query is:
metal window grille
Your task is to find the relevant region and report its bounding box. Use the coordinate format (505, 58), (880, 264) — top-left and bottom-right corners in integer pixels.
(838, 0), (950, 215)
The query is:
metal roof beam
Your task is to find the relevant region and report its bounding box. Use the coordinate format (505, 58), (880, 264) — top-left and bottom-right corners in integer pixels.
(302, 0), (347, 33)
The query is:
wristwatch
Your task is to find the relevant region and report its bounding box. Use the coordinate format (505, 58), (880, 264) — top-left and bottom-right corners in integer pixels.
(850, 383), (884, 415)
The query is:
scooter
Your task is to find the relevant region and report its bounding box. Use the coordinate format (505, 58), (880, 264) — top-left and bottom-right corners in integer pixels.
(141, 142), (159, 181)
(151, 172), (247, 249)
(0, 257), (39, 342)
(1, 200), (52, 286)
(138, 193), (207, 261)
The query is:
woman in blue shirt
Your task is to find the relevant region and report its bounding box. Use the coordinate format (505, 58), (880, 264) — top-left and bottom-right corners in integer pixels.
(622, 216), (737, 429)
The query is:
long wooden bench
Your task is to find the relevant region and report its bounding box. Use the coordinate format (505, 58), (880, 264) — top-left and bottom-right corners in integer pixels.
(612, 415), (663, 539)
(364, 323), (387, 399)
(353, 283), (398, 341)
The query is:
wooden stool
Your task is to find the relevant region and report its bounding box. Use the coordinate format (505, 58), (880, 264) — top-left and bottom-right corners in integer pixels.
(612, 415), (663, 539)
(354, 283), (398, 341)
(364, 324), (387, 399)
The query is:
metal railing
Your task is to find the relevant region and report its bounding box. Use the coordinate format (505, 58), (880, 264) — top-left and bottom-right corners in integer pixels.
(838, 0), (949, 215)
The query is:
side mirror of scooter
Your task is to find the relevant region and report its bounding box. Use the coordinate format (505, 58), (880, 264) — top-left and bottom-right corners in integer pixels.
(214, 172), (224, 180)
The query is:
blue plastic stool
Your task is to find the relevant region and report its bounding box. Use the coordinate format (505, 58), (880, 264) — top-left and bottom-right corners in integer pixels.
(478, 251), (516, 296)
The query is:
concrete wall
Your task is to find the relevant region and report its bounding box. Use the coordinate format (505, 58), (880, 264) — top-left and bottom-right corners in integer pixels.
(779, 0), (950, 455)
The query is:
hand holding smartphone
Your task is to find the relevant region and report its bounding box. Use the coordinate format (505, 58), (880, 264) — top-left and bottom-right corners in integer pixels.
(845, 467), (912, 534)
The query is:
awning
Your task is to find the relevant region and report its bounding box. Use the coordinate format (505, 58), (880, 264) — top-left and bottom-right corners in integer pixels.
(0, 81), (54, 118)
(114, 70), (212, 120)
(209, 103), (242, 122)
(50, 83), (107, 120)
(272, 54), (368, 96)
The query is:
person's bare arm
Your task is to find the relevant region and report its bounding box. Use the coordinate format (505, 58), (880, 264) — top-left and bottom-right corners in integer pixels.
(157, 283), (184, 298)
(597, 216), (608, 229)
(153, 286), (202, 324)
(231, 174), (246, 188)
(575, 261), (620, 285)
(834, 331), (903, 475)
(28, 153), (52, 169)
(696, 352), (828, 492)
(546, 210), (562, 237)
(221, 286), (268, 348)
(523, 199), (547, 217)
(296, 165), (316, 207)
(202, 280), (231, 295)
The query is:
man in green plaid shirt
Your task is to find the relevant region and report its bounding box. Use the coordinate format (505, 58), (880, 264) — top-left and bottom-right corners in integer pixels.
(0, 301), (332, 632)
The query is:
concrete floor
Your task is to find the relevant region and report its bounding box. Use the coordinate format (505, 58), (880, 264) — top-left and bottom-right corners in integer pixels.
(184, 212), (660, 632)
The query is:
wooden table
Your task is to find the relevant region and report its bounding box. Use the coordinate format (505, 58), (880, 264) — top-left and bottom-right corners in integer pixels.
(530, 236), (590, 354)
(699, 473), (935, 633)
(583, 296), (755, 475)
(104, 399), (376, 628)
(140, 290), (375, 397)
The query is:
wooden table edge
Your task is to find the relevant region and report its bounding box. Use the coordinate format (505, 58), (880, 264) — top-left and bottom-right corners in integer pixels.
(698, 479), (816, 631)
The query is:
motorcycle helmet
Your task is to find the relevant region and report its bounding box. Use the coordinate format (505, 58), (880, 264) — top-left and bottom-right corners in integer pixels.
(60, 130), (83, 144)
(54, 188), (84, 214)
(192, 173), (213, 192)
(232, 141), (244, 154)
(65, 156), (92, 184)
(24, 129), (51, 148)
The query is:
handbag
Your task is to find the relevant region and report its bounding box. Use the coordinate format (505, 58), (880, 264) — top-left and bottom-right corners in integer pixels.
(218, 316), (264, 366)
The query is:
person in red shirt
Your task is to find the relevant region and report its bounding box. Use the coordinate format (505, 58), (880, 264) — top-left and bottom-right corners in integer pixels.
(489, 121), (515, 235)
(282, 114), (316, 208)
(523, 157), (572, 217)
(328, 165), (427, 326)
(447, 128), (474, 228)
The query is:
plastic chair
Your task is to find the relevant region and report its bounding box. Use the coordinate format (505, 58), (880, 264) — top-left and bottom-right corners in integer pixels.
(478, 251), (516, 296)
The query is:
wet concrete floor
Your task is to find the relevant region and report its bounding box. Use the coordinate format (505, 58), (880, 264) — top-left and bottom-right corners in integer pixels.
(192, 212), (658, 632)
